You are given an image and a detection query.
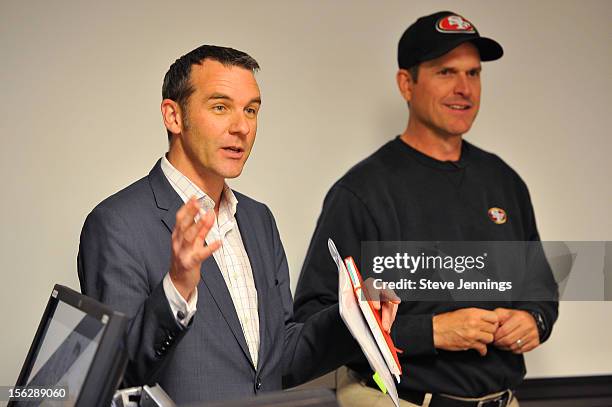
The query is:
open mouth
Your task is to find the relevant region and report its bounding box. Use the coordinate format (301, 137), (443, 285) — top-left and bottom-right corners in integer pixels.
(223, 146), (244, 153)
(222, 146), (245, 159)
(445, 104), (471, 111)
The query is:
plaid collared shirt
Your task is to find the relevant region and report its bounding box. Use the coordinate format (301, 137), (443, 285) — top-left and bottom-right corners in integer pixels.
(160, 156), (260, 367)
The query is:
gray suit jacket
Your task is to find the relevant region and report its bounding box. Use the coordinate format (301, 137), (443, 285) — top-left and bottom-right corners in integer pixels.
(78, 160), (358, 404)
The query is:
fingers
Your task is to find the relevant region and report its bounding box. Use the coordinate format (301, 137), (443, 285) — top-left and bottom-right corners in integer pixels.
(459, 326), (489, 356)
(503, 326), (539, 352)
(183, 209), (211, 245)
(381, 287), (401, 331)
(380, 287), (401, 303)
(433, 308), (542, 356)
(494, 316), (520, 342)
(364, 283), (401, 333)
(479, 320), (500, 335)
(474, 330), (495, 345)
(192, 239), (222, 264)
(381, 301), (400, 333)
(473, 341), (488, 356)
(514, 336), (539, 354)
(196, 209), (216, 242)
(173, 198), (205, 252)
(471, 330), (494, 356)
(495, 329), (520, 349)
(478, 309), (500, 325)
(493, 310), (541, 353)
(175, 197), (202, 235)
(494, 307), (513, 324)
(391, 301), (398, 325)
(169, 198), (220, 300)
(381, 303), (391, 332)
(364, 282), (400, 309)
(494, 310), (535, 343)
(362, 278), (381, 304)
(508, 331), (539, 354)
(493, 308), (532, 351)
(465, 308), (498, 334)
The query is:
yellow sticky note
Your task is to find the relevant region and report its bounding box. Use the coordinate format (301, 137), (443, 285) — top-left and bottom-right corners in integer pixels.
(372, 372), (387, 394)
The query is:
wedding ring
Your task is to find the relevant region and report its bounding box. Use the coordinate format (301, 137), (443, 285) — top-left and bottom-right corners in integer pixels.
(516, 338), (523, 347)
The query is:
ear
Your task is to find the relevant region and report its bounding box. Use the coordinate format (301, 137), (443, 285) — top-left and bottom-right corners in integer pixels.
(396, 69), (414, 104)
(161, 99), (184, 136)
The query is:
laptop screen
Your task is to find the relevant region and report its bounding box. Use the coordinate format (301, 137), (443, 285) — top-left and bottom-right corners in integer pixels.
(16, 292), (107, 406)
(11, 285), (128, 407)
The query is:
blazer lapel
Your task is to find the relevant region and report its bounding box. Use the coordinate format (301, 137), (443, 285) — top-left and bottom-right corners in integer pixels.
(149, 159), (182, 234)
(235, 202), (270, 374)
(199, 256), (255, 368)
(148, 161), (255, 369)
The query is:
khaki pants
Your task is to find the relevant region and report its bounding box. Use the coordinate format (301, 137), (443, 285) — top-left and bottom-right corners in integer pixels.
(335, 367), (520, 407)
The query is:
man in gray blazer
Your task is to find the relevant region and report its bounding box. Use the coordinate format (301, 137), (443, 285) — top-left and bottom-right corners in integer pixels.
(78, 45), (399, 405)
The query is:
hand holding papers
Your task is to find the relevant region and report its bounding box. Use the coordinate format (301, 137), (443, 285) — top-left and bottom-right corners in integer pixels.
(346, 257), (403, 379)
(328, 239), (402, 407)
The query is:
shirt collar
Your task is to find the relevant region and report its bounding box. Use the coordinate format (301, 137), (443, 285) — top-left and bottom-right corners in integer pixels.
(160, 156), (238, 216)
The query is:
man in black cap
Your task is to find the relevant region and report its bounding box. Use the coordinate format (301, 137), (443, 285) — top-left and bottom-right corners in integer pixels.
(294, 11), (558, 407)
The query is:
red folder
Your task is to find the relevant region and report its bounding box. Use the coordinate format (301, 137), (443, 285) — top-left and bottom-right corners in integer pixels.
(344, 256), (403, 375)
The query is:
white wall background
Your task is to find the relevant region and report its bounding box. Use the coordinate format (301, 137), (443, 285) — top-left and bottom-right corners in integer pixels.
(1, 0), (610, 389)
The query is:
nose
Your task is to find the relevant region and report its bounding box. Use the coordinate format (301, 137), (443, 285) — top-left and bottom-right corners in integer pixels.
(454, 74), (471, 98)
(229, 111), (250, 136)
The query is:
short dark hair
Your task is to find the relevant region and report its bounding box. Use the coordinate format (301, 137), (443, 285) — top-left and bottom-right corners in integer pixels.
(162, 45), (260, 142)
(408, 65), (419, 83)
(405, 65), (419, 109)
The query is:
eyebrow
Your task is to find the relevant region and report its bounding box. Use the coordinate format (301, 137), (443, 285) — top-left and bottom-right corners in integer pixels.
(208, 93), (262, 105)
(438, 65), (482, 71)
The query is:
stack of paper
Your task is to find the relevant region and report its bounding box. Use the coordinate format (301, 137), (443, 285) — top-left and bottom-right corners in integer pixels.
(328, 239), (402, 407)
(345, 256), (402, 382)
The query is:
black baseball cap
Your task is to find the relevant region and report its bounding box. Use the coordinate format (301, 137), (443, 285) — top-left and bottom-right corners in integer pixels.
(398, 11), (503, 69)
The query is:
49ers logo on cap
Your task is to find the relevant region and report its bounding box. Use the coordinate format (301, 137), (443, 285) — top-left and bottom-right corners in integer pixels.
(436, 15), (476, 34)
(488, 207), (507, 224)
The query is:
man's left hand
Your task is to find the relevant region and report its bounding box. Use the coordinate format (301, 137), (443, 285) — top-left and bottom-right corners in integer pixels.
(493, 308), (540, 354)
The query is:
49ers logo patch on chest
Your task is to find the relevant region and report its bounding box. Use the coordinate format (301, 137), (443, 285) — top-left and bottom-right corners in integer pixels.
(436, 15), (476, 34)
(488, 207), (507, 224)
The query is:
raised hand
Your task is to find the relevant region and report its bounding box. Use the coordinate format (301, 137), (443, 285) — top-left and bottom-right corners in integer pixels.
(169, 197), (221, 300)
